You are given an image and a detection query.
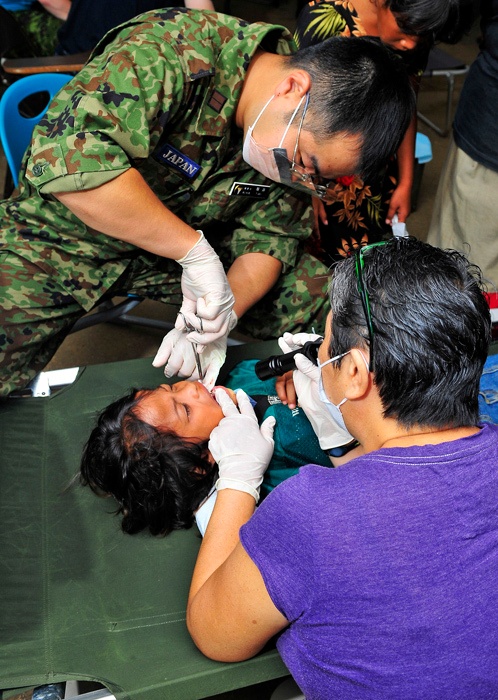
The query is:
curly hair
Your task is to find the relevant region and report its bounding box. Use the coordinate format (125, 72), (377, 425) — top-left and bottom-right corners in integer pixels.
(80, 389), (216, 536)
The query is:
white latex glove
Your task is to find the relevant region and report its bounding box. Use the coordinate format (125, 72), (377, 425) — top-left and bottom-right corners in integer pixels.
(175, 231), (234, 346)
(278, 331), (323, 355)
(152, 313), (237, 389)
(152, 327), (194, 377)
(209, 389), (275, 503)
(279, 332), (354, 450)
(391, 213), (408, 238)
(196, 335), (230, 391)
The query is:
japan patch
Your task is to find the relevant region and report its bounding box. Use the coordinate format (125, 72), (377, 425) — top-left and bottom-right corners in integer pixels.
(154, 143), (201, 179)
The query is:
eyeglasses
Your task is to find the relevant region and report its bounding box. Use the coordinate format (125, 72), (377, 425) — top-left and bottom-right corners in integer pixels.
(274, 93), (339, 204)
(354, 241), (388, 372)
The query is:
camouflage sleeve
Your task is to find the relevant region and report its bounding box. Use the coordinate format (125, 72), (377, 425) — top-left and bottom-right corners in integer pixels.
(25, 39), (186, 194)
(230, 186), (314, 273)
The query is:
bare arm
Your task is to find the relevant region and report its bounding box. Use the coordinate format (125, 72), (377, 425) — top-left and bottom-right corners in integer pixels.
(55, 169), (283, 300)
(54, 167), (200, 260)
(56, 169), (287, 331)
(187, 489), (288, 661)
(386, 112), (416, 224)
(227, 252), (282, 319)
(184, 0), (215, 9)
(37, 0), (71, 21)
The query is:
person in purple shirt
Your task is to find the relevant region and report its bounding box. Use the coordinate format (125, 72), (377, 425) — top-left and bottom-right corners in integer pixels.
(186, 236), (498, 699)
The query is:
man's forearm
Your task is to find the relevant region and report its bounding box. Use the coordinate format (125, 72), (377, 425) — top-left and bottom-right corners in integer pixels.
(395, 113), (416, 189)
(56, 171), (283, 322)
(228, 253), (282, 319)
(54, 168), (200, 260)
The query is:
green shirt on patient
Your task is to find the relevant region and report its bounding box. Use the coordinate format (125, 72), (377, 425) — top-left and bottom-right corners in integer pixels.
(195, 359), (331, 535)
(226, 359), (330, 496)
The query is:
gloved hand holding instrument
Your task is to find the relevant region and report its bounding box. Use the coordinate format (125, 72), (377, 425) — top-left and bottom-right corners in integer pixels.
(152, 231), (236, 388)
(278, 332), (357, 454)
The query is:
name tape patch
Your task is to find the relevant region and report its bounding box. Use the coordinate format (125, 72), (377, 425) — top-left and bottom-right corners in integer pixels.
(154, 143), (201, 179)
(229, 182), (271, 199)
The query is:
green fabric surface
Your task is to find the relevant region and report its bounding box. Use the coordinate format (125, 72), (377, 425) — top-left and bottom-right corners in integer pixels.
(0, 341), (287, 700)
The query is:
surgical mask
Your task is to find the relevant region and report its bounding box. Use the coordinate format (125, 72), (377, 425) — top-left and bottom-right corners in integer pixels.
(317, 351), (350, 433)
(242, 94), (307, 184)
(317, 350), (370, 433)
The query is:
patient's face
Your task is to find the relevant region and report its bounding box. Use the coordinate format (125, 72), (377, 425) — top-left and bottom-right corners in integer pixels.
(134, 381), (237, 441)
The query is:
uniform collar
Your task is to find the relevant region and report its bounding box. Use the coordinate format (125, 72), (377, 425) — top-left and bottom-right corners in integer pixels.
(193, 23), (295, 138)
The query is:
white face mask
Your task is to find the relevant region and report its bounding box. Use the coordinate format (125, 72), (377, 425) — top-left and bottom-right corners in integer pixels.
(317, 350), (370, 433)
(317, 352), (351, 433)
(242, 94), (307, 183)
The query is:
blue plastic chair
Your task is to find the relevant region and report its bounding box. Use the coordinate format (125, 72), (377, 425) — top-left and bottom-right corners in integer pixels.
(411, 132), (433, 211)
(0, 72), (150, 337)
(0, 72), (72, 193)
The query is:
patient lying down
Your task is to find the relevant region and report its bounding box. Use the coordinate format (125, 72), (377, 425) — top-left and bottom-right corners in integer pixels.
(80, 360), (331, 537)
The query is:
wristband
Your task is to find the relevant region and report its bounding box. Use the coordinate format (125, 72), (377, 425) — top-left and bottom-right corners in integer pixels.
(327, 440), (360, 458)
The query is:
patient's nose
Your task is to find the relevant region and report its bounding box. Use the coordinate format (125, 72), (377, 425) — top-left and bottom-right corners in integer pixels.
(181, 380), (200, 397)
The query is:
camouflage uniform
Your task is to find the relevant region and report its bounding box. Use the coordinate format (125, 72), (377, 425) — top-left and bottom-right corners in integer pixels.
(0, 9), (330, 395)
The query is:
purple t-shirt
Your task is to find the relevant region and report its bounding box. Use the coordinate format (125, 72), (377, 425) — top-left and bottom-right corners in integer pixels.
(240, 423), (498, 699)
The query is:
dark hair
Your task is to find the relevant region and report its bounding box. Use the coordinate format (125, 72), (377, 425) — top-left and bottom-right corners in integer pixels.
(80, 389), (215, 536)
(327, 237), (491, 429)
(385, 0), (478, 44)
(289, 36), (415, 181)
